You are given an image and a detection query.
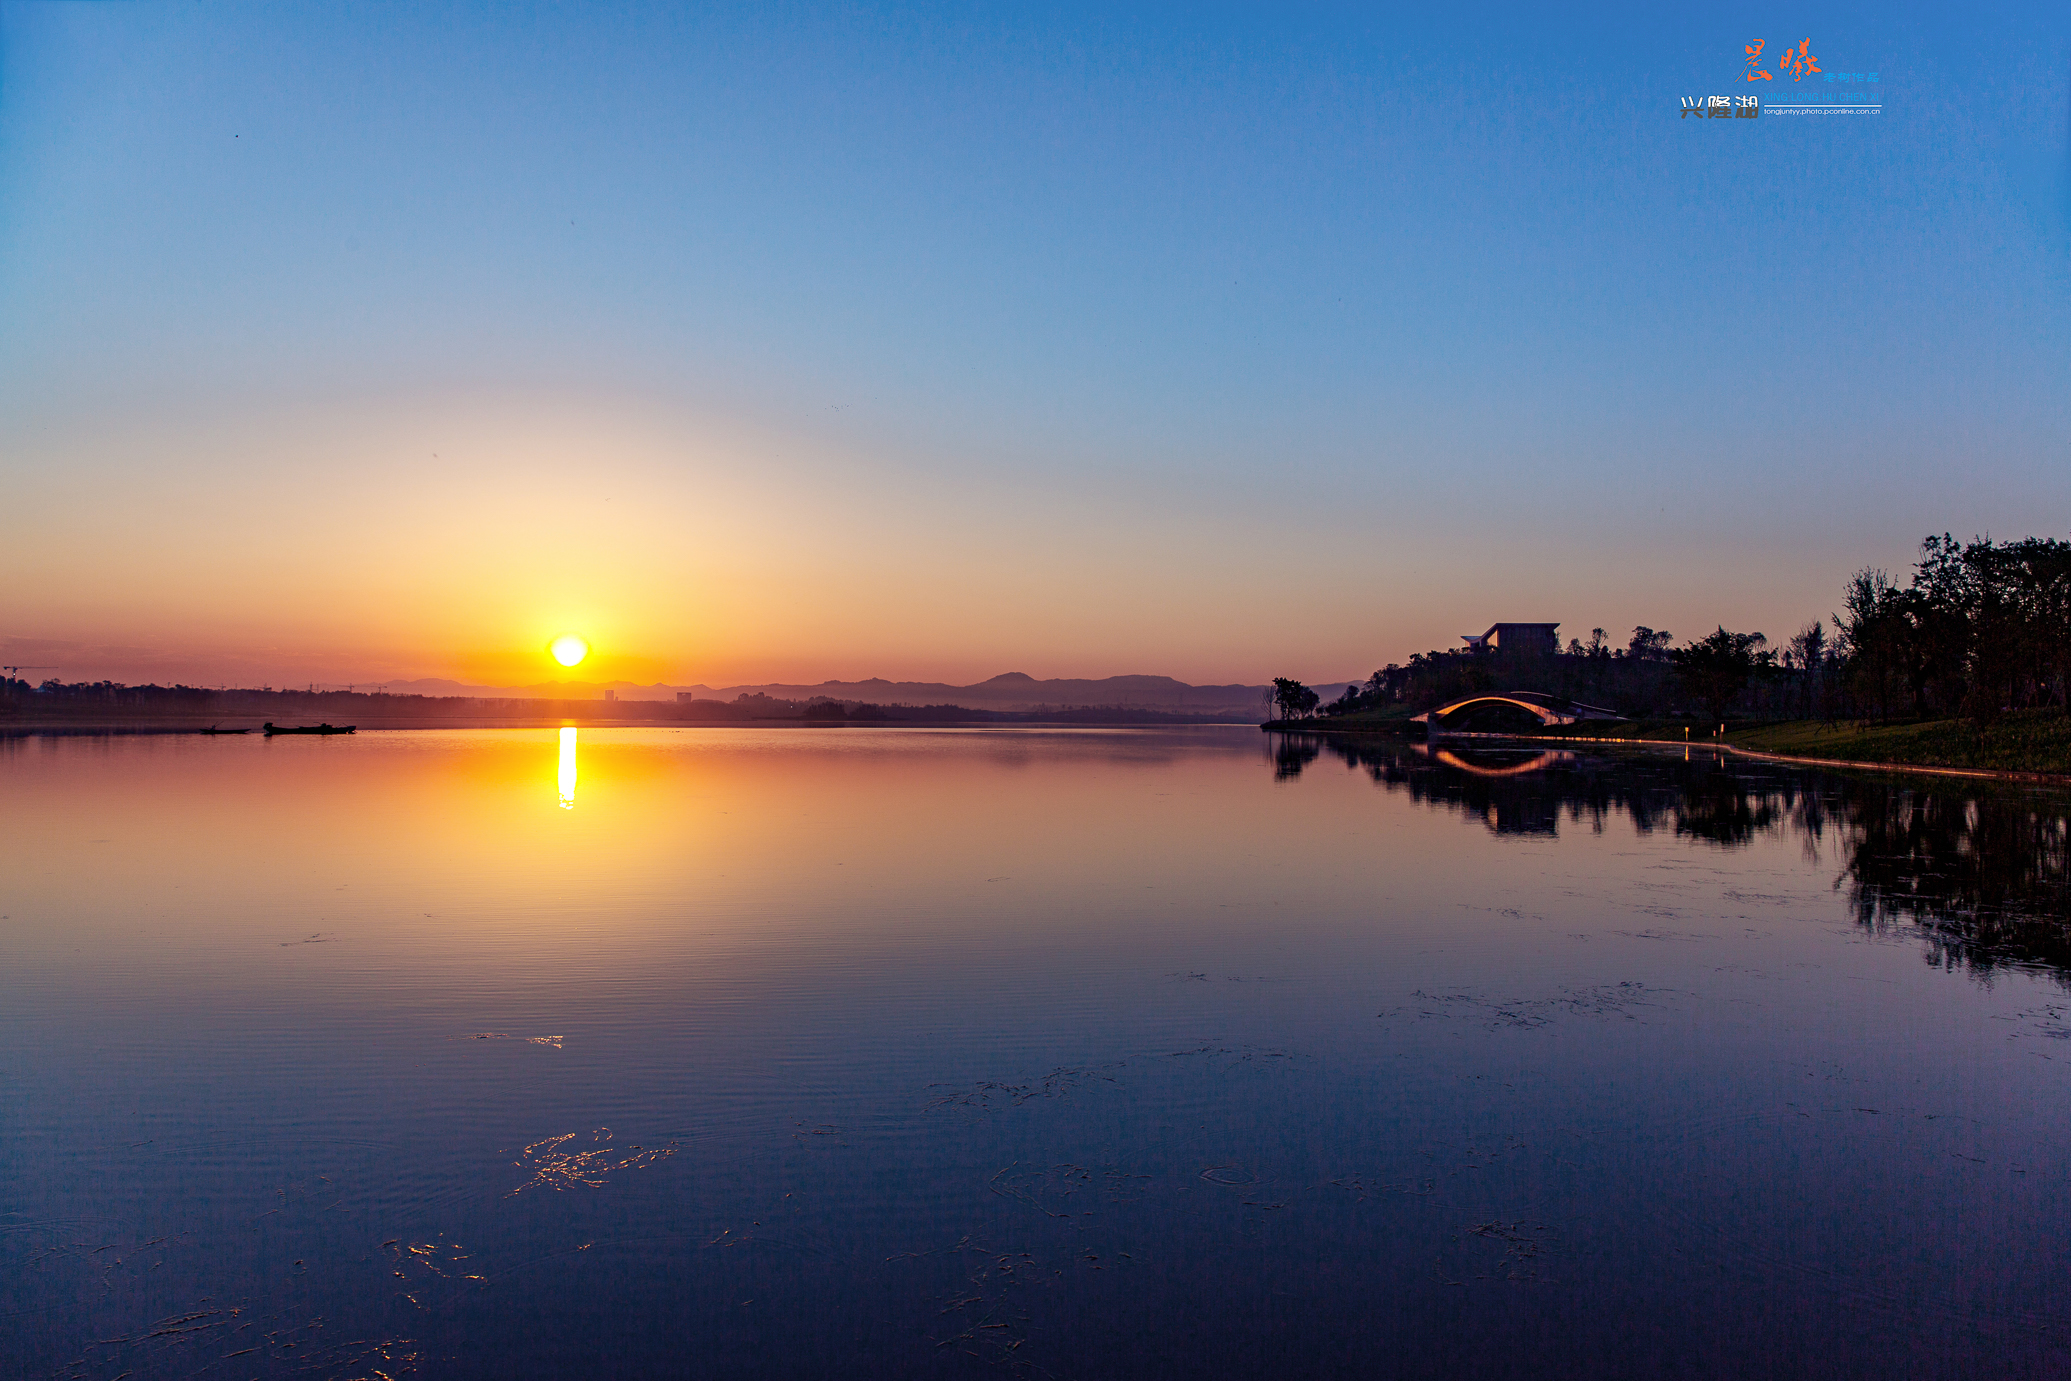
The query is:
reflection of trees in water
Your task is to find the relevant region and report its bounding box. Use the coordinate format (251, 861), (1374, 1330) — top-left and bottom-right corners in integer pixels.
(1273, 736), (1323, 782)
(1670, 770), (1784, 847)
(1274, 735), (1790, 843)
(1841, 791), (2071, 982)
(1269, 733), (2071, 985)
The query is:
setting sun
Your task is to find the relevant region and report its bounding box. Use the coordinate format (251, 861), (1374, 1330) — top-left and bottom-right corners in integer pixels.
(549, 634), (589, 668)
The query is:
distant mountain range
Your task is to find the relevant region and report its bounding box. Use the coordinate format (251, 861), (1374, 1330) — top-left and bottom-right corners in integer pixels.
(350, 671), (1350, 715)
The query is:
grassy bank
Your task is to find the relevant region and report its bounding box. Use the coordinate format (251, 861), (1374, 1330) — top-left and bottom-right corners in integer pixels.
(1724, 711), (2071, 776)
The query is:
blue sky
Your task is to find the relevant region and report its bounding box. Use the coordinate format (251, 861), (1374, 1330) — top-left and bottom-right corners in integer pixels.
(1, 1), (2066, 686)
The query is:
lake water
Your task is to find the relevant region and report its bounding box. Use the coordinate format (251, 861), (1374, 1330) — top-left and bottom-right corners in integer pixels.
(4, 726), (2070, 1379)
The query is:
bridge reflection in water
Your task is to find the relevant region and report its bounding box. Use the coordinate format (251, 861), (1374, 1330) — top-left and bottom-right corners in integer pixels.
(1269, 733), (2071, 987)
(1426, 746), (1575, 777)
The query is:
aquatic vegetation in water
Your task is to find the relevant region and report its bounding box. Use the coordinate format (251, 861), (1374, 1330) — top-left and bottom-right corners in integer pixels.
(1325, 1173), (1438, 1201)
(248, 1174), (343, 1225)
(1158, 1042), (1301, 1072)
(1197, 1163), (1255, 1186)
(1393, 981), (1676, 1029)
(468, 1032), (564, 1048)
(507, 1127), (675, 1195)
(56, 1300), (419, 1380)
(988, 1161), (1147, 1218)
(927, 1063), (1123, 1109)
(381, 1233), (483, 1308)
(17, 1228), (185, 1291)
(55, 1304), (246, 1379)
(900, 1234), (1141, 1373)
(1459, 1220), (1558, 1282)
(926, 1241), (1042, 1370)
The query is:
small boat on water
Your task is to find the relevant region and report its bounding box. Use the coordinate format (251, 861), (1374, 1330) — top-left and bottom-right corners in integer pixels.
(262, 722), (357, 736)
(198, 726), (250, 735)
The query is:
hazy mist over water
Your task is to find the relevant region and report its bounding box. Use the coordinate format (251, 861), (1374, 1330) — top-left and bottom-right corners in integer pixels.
(5, 728), (2070, 1378)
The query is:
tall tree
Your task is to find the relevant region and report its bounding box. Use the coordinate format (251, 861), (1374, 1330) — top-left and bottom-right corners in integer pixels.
(1270, 678), (1319, 720)
(1670, 628), (1767, 722)
(1836, 569), (1911, 721)
(1626, 627), (1674, 662)
(1786, 622), (1828, 719)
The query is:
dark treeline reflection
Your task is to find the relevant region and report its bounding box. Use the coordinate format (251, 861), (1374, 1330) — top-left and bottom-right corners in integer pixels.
(1273, 733), (2071, 985)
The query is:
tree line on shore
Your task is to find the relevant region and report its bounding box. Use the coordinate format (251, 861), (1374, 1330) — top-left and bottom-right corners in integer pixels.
(0, 679), (1234, 726)
(1272, 533), (2071, 727)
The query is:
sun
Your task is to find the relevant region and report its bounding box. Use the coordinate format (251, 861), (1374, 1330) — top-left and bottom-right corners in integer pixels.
(549, 634), (589, 668)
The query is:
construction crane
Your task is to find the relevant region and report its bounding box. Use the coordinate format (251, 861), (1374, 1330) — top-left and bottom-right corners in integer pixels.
(2, 665), (57, 678)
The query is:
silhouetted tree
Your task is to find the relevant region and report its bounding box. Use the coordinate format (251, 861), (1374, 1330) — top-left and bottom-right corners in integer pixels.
(1625, 627), (1674, 662)
(1836, 569), (1913, 720)
(1670, 627), (1767, 722)
(1270, 678), (1320, 720)
(1829, 535), (2071, 724)
(1785, 622), (1829, 719)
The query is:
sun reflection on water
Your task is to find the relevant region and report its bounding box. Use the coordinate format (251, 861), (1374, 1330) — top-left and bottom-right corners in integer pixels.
(557, 726), (577, 809)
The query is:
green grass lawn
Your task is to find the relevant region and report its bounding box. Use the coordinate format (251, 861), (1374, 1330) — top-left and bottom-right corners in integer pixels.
(1728, 710), (2071, 776)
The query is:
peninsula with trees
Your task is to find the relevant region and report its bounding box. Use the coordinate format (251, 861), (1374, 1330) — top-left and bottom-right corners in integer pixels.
(1266, 534), (2071, 779)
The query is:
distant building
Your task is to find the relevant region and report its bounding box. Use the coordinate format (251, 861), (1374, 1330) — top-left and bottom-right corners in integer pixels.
(603, 689), (617, 702)
(1460, 623), (1560, 655)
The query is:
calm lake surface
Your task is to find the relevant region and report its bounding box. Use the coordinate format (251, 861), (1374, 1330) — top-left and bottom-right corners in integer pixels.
(5, 726), (2070, 1379)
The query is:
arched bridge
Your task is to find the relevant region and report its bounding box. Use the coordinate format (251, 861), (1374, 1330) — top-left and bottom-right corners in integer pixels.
(1410, 691), (1624, 730)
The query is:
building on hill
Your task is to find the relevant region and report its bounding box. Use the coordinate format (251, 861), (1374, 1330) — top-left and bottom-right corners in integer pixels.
(1460, 623), (1560, 655)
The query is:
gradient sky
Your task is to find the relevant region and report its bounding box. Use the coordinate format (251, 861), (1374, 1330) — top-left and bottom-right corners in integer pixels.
(3, 1), (2067, 688)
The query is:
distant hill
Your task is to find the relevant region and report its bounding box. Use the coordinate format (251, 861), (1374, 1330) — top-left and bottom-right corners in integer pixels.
(356, 671), (1303, 715)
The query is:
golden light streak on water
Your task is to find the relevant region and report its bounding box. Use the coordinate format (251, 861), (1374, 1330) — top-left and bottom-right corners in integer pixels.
(558, 726), (578, 809)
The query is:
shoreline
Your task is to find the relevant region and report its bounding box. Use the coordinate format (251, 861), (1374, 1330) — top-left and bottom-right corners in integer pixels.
(1262, 722), (2071, 788)
(2, 717), (1260, 736)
